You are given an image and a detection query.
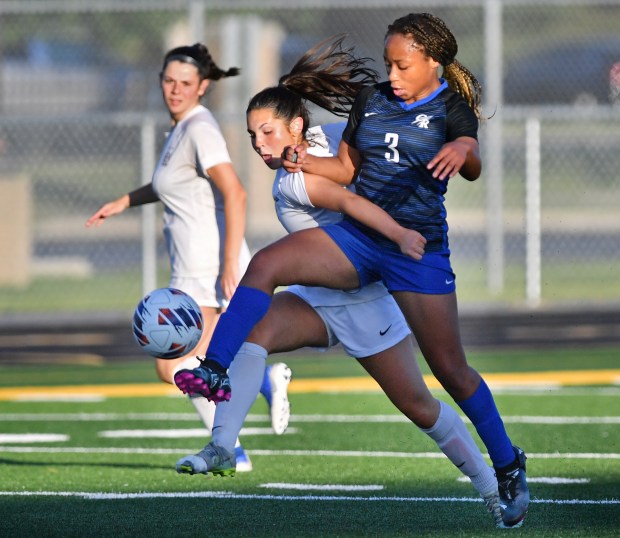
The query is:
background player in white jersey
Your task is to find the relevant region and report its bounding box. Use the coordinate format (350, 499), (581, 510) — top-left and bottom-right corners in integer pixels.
(85, 43), (291, 470)
(174, 37), (503, 527)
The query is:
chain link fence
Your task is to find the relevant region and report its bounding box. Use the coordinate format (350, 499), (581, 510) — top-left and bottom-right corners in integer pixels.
(0, 0), (618, 319)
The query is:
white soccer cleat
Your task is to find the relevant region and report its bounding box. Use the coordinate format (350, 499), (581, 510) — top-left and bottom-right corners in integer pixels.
(264, 363), (292, 435)
(235, 445), (253, 472)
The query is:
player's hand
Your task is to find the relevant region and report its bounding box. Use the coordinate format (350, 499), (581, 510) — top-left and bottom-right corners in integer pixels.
(85, 196), (129, 228)
(426, 140), (469, 181)
(397, 229), (427, 260)
(281, 144), (306, 173)
(220, 261), (241, 301)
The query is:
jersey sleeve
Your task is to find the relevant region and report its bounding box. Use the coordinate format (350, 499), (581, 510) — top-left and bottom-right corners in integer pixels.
(189, 118), (232, 173)
(276, 169), (314, 209)
(273, 124), (348, 234)
(444, 91), (479, 141)
(341, 85), (375, 149)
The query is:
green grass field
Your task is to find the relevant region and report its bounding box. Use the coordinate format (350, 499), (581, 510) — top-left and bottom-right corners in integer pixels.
(1, 349), (619, 537)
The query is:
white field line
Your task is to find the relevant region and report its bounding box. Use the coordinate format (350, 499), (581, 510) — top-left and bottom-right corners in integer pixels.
(0, 490), (616, 505)
(237, 450), (620, 460)
(0, 434), (68, 443)
(286, 415), (620, 425)
(0, 446), (618, 460)
(0, 413), (619, 424)
(97, 427), (297, 438)
(258, 483), (385, 491)
(457, 476), (590, 485)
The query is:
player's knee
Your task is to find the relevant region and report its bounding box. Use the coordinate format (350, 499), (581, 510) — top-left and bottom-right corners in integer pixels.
(398, 397), (439, 429)
(246, 323), (277, 353)
(243, 251), (278, 288)
(434, 365), (479, 400)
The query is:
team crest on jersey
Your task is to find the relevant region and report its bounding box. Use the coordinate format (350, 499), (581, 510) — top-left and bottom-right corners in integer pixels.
(412, 114), (433, 129)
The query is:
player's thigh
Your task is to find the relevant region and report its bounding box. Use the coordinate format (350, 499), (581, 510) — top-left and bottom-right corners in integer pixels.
(392, 291), (480, 397)
(247, 291), (329, 352)
(242, 228), (360, 291)
(356, 336), (438, 428)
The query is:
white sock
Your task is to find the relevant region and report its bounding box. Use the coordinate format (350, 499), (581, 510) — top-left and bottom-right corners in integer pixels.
(421, 400), (498, 497)
(211, 342), (267, 453)
(177, 357), (245, 450)
(188, 395), (215, 434)
(173, 357), (216, 433)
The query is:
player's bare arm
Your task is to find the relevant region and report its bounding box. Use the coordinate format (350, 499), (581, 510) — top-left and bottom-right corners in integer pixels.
(207, 161), (247, 300)
(427, 136), (481, 181)
(304, 172), (426, 260)
(85, 183), (159, 228)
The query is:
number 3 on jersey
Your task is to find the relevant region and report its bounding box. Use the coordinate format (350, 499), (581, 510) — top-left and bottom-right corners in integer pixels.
(384, 133), (399, 163)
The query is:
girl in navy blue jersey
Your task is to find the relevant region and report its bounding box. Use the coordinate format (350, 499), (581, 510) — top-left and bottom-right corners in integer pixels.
(174, 14), (529, 528)
(174, 37), (513, 526)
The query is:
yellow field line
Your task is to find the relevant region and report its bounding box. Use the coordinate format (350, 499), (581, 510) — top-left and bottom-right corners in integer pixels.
(0, 370), (618, 400)
(291, 370), (620, 393)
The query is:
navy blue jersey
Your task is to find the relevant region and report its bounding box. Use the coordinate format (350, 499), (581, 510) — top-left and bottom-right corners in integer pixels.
(342, 80), (478, 253)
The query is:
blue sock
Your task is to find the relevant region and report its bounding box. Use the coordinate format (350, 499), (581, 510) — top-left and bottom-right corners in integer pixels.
(259, 366), (272, 407)
(206, 286), (271, 369)
(457, 379), (516, 468)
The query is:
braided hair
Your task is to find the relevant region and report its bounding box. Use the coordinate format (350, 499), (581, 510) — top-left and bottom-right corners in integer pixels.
(161, 43), (240, 81)
(386, 13), (482, 118)
(247, 35), (378, 138)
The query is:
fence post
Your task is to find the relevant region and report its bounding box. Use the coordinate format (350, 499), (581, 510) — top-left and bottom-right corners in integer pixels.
(189, 0), (205, 42)
(141, 116), (157, 296)
(484, 0), (505, 294)
(525, 117), (542, 306)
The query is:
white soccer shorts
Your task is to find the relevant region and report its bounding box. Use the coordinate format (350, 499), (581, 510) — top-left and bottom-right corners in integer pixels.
(287, 289), (411, 358)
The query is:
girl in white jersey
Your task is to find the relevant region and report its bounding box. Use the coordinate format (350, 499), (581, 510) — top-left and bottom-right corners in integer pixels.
(85, 43), (291, 471)
(174, 37), (503, 528)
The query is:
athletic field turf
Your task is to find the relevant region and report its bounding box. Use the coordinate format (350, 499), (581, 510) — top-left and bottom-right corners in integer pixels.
(1, 347), (618, 537)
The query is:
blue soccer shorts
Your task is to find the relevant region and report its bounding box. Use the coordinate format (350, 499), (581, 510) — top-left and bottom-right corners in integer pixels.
(322, 221), (456, 295)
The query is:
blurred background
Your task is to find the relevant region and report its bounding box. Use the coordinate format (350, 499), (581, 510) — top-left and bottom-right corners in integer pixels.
(0, 0), (618, 333)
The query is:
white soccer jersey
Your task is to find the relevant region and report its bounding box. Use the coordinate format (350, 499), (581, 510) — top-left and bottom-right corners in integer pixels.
(273, 123), (387, 306)
(152, 104), (250, 282)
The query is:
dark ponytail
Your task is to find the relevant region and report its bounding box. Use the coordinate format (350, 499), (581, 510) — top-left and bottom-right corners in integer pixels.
(247, 35), (378, 135)
(162, 43), (240, 81)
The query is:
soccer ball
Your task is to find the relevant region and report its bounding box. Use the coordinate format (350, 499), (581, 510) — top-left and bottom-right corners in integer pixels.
(132, 287), (203, 359)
